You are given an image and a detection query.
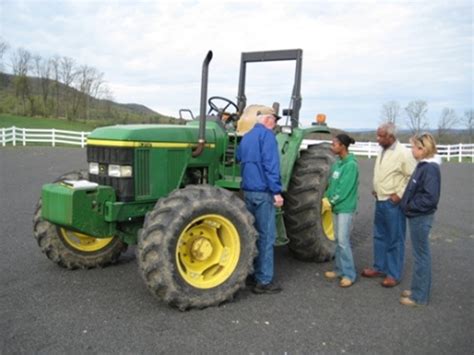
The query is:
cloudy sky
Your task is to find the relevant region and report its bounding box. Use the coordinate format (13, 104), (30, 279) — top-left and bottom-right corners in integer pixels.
(1, 0), (472, 129)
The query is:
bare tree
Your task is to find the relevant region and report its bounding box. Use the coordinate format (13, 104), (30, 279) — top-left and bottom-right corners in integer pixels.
(49, 55), (61, 117)
(405, 100), (429, 135)
(380, 101), (401, 125)
(101, 86), (115, 118)
(60, 56), (76, 119)
(79, 65), (94, 120)
(11, 48), (31, 76)
(0, 38), (9, 89)
(32, 55), (42, 115)
(33, 54), (52, 115)
(33, 55), (42, 77)
(437, 108), (458, 143)
(90, 71), (105, 99)
(462, 109), (473, 143)
(11, 48), (32, 114)
(0, 38), (9, 72)
(85, 67), (105, 120)
(72, 65), (102, 120)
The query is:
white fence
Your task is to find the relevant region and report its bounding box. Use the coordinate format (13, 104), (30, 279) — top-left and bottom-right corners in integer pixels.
(1, 126), (473, 162)
(1, 126), (90, 148)
(303, 139), (473, 163)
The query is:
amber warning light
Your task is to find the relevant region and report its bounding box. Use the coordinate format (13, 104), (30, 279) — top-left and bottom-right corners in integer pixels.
(316, 113), (326, 124)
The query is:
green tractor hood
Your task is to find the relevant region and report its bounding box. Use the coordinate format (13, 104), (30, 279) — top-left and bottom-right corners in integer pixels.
(87, 124), (219, 146)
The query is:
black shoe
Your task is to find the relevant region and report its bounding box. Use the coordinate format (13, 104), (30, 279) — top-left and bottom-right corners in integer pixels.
(245, 275), (257, 287)
(252, 282), (282, 295)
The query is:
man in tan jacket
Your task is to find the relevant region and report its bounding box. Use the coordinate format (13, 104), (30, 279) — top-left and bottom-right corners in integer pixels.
(362, 123), (416, 287)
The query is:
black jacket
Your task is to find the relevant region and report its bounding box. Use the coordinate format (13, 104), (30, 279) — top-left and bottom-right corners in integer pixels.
(400, 159), (441, 218)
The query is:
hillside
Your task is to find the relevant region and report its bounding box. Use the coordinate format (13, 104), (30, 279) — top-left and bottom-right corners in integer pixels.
(119, 103), (158, 115)
(0, 72), (182, 124)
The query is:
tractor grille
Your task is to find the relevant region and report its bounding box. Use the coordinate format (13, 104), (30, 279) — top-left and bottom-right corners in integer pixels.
(87, 146), (133, 164)
(87, 146), (134, 202)
(135, 149), (150, 197)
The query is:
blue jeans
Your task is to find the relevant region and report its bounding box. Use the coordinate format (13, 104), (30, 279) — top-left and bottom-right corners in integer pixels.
(244, 191), (276, 285)
(333, 213), (356, 282)
(408, 214), (435, 305)
(373, 200), (406, 281)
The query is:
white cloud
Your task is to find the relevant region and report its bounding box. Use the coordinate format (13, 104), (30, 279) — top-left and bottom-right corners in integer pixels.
(1, 0), (472, 129)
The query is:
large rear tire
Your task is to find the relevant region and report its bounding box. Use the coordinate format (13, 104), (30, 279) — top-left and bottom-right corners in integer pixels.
(137, 185), (257, 310)
(33, 171), (126, 269)
(283, 143), (336, 262)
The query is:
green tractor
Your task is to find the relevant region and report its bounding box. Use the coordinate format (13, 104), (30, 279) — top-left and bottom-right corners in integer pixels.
(33, 49), (336, 310)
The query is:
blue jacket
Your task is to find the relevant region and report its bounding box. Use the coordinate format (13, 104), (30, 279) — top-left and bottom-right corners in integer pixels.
(236, 123), (282, 194)
(400, 158), (441, 218)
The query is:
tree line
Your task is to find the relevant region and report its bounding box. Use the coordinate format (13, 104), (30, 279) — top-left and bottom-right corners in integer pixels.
(379, 101), (473, 144)
(0, 38), (170, 124)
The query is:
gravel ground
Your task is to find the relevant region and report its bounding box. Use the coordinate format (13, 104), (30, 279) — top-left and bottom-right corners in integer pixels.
(1, 147), (473, 354)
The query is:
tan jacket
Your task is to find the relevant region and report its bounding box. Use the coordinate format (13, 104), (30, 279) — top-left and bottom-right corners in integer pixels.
(373, 141), (416, 201)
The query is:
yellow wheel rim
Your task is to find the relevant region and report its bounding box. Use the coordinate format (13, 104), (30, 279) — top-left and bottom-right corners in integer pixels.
(322, 207), (335, 241)
(176, 214), (241, 289)
(59, 228), (114, 252)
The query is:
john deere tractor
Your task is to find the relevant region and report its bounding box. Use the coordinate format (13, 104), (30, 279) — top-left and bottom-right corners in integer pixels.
(34, 49), (335, 310)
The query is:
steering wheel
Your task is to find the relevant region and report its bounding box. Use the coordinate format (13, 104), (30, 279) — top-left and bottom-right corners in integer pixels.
(208, 96), (239, 116)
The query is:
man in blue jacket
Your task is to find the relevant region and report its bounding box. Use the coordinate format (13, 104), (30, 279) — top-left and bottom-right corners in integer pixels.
(237, 106), (284, 294)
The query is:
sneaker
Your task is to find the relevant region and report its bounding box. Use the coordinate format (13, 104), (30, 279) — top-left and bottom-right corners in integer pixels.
(339, 277), (353, 288)
(252, 282), (282, 295)
(324, 271), (338, 279)
(401, 290), (412, 298)
(400, 297), (419, 307)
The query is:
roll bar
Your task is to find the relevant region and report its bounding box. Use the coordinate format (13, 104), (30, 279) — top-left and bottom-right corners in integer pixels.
(237, 49), (303, 128)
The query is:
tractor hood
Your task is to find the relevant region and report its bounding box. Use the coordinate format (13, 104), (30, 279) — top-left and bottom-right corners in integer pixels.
(87, 124), (218, 145)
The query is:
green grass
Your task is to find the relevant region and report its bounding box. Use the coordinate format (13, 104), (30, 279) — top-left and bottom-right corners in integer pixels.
(0, 114), (107, 131)
(441, 156), (473, 163)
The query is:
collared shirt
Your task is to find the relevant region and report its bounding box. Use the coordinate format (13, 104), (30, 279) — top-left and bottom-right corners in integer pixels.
(236, 123), (282, 194)
(373, 141), (416, 200)
(380, 140), (397, 161)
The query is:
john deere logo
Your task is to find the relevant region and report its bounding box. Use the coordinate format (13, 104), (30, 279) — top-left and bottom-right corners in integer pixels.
(99, 164), (107, 175)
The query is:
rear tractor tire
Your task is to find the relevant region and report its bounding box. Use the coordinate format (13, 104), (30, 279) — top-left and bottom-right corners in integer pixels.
(137, 185), (257, 310)
(283, 143), (336, 262)
(33, 170), (126, 269)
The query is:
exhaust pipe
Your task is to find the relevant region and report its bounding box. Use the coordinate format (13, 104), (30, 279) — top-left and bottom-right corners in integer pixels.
(192, 50), (213, 157)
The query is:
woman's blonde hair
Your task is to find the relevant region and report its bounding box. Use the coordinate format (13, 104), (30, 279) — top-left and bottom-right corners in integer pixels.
(410, 132), (437, 159)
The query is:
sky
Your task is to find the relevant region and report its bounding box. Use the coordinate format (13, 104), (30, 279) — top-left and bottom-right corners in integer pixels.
(1, 0), (472, 129)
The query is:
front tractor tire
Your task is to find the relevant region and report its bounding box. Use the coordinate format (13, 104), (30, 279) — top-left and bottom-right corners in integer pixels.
(33, 171), (126, 269)
(283, 143), (336, 262)
(137, 185), (257, 310)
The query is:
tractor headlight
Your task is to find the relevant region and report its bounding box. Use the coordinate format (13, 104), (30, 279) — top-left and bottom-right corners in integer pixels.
(108, 164), (133, 178)
(89, 162), (99, 175)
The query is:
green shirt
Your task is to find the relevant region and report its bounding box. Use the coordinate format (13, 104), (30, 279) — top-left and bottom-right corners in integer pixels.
(324, 153), (359, 213)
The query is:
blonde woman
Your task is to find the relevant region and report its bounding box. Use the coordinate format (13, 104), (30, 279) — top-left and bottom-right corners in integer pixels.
(400, 133), (441, 306)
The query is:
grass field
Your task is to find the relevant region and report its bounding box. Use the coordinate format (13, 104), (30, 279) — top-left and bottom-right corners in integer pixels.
(0, 114), (105, 131)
